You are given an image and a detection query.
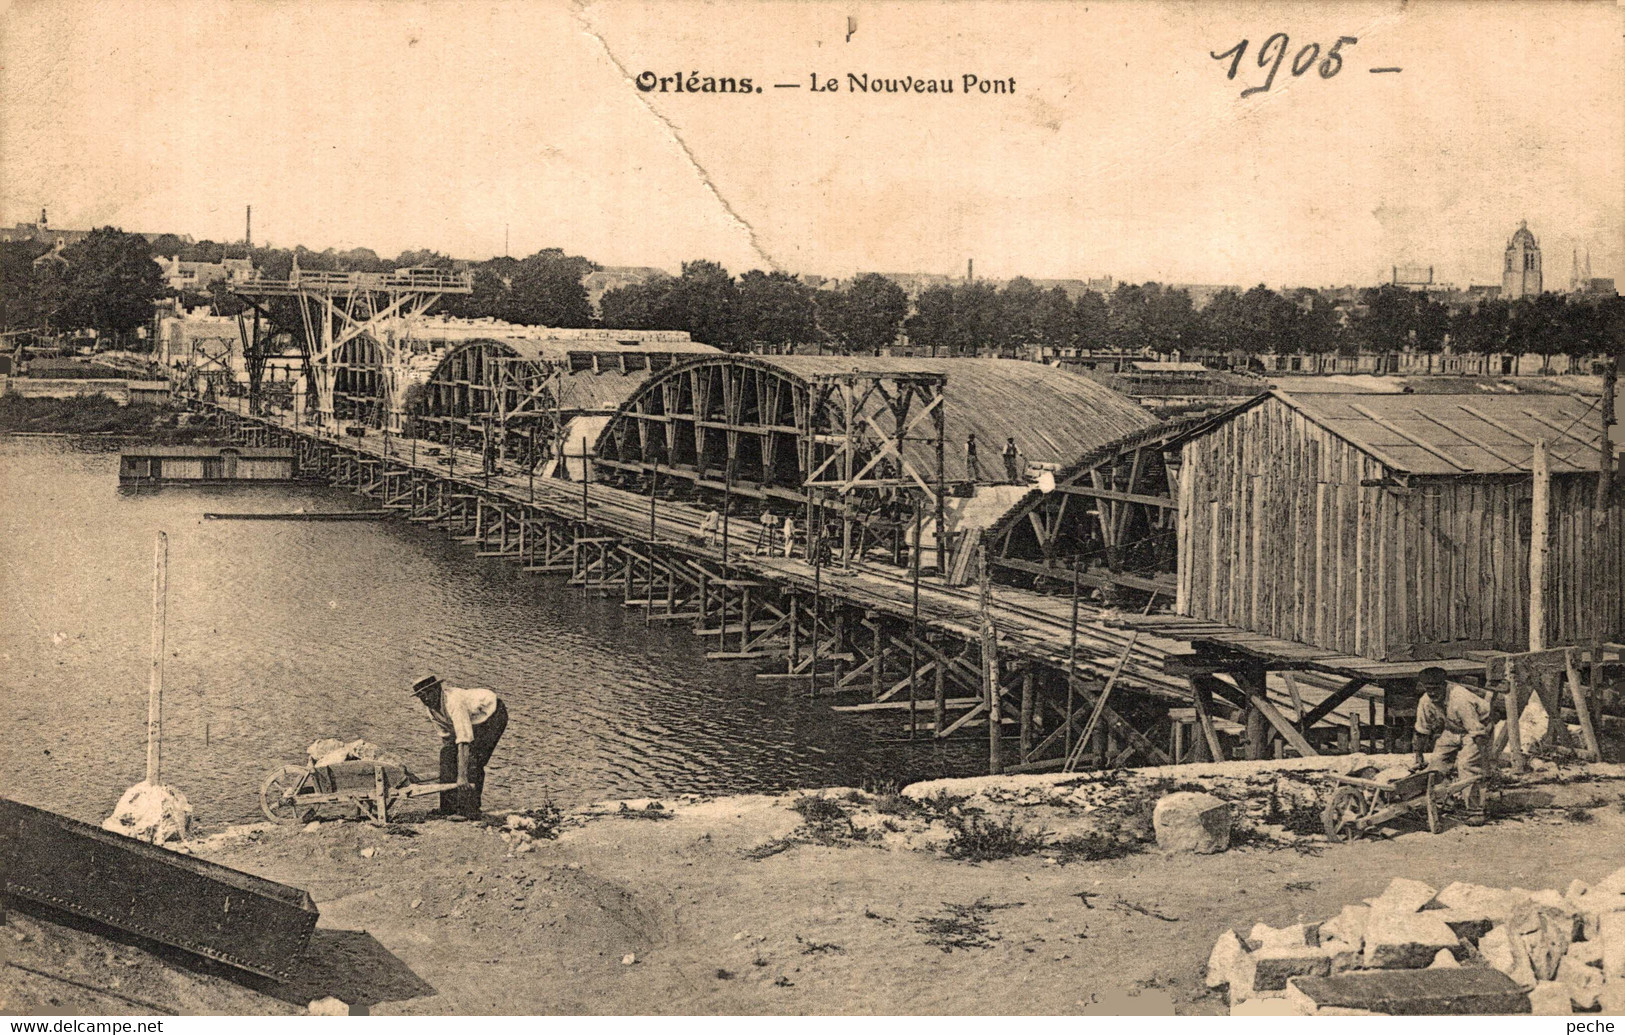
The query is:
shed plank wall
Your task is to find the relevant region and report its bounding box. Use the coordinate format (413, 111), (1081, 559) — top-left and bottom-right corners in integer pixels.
(1179, 397), (1624, 660)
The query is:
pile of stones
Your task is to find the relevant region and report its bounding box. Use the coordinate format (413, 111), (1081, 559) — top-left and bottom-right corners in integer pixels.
(1208, 869), (1625, 1015)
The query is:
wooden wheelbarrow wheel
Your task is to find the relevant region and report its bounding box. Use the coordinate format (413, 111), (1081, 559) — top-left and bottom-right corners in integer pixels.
(1322, 785), (1366, 841)
(260, 764), (317, 825)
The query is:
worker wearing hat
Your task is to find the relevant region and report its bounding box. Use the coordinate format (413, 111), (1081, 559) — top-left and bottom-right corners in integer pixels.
(1412, 666), (1491, 826)
(409, 675), (508, 819)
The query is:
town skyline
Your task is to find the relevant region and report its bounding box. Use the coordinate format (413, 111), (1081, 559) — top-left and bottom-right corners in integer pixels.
(3, 205), (1614, 301)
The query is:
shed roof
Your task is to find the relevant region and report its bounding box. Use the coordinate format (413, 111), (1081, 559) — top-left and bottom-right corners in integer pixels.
(122, 446), (291, 458)
(463, 335), (717, 365)
(1272, 390), (1612, 475)
(752, 355), (1161, 475)
(424, 336), (720, 414)
(1130, 360), (1210, 373)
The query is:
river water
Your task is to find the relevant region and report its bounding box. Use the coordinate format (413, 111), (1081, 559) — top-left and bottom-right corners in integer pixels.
(0, 436), (979, 827)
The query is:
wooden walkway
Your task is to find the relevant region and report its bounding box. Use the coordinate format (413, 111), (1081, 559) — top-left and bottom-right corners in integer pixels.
(1106, 614), (1489, 680)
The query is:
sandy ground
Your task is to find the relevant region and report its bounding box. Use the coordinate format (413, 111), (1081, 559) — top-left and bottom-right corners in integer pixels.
(5, 758), (1625, 1016)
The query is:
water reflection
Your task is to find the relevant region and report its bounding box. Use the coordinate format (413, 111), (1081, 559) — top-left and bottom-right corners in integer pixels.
(0, 437), (977, 826)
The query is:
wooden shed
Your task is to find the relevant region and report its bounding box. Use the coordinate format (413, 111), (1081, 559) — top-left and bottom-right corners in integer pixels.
(1175, 390), (1623, 661)
(119, 445), (296, 483)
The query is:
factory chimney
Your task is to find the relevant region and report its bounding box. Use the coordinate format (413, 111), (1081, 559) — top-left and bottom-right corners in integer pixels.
(245, 205), (252, 247)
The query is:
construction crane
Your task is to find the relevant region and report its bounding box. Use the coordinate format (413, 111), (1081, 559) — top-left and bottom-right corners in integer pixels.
(231, 262), (472, 431)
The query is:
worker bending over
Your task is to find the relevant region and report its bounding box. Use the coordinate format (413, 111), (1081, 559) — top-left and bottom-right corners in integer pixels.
(410, 674), (508, 819)
(1411, 666), (1491, 826)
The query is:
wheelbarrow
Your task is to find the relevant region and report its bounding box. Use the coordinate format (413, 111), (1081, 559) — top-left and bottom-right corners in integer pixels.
(260, 758), (457, 826)
(1321, 765), (1485, 840)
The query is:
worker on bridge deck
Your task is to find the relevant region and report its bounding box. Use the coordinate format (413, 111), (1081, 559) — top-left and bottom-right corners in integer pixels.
(1411, 666), (1491, 826)
(410, 674), (508, 819)
(1002, 437), (1022, 484)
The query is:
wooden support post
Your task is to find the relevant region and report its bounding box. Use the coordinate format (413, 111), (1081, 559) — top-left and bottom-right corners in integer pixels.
(1245, 699), (1268, 761)
(1600, 356), (1616, 508)
(1020, 666), (1034, 758)
(833, 609), (849, 684)
(1505, 671), (1525, 773)
(1191, 678), (1224, 761)
(978, 542), (1002, 775)
(1530, 439), (1549, 652)
(934, 651), (946, 734)
(871, 618), (884, 699)
(1234, 661), (1267, 760)
(788, 595), (800, 668)
(1283, 671), (1305, 726)
(146, 532), (168, 786)
(809, 561), (821, 699)
(1066, 561), (1079, 761)
(909, 500), (921, 740)
(1536, 669), (1574, 751)
(1565, 649), (1602, 760)
(696, 571), (709, 632)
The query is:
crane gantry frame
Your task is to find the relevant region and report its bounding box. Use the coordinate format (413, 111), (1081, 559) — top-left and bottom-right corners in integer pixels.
(231, 263), (472, 430)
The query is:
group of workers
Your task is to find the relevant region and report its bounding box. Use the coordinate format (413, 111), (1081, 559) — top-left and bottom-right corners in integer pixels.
(965, 433), (1024, 484)
(394, 630), (1497, 831)
(694, 508), (799, 557)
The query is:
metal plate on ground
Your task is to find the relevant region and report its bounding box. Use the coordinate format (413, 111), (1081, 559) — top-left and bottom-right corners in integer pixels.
(0, 797), (319, 981)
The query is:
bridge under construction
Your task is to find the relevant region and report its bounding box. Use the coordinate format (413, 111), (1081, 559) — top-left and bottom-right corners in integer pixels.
(187, 345), (1623, 777)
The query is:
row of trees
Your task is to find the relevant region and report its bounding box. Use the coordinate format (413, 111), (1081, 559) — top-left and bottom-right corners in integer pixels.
(599, 262), (911, 353)
(906, 279), (1624, 357)
(177, 243), (601, 329)
(4, 228), (1620, 359)
(604, 265), (1624, 357)
(0, 230), (166, 341)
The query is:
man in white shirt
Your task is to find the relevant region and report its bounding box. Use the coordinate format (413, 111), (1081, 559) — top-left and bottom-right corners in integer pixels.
(409, 674), (508, 819)
(1411, 666), (1492, 826)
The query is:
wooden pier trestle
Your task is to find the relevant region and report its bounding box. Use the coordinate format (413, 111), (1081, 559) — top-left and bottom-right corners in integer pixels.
(202, 399), (1583, 777)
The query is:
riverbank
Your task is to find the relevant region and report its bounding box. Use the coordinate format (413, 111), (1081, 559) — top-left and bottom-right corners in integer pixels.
(5, 758), (1624, 1016)
(0, 396), (202, 438)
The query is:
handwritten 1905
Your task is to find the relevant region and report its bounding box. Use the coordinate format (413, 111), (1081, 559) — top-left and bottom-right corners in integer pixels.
(1210, 34), (1366, 98)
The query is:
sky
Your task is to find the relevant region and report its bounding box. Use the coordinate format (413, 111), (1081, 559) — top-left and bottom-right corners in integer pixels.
(1, 0), (1620, 289)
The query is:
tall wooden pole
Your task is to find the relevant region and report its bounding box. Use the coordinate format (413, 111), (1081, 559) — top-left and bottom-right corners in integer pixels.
(810, 546), (821, 700)
(146, 532), (169, 786)
(649, 460), (659, 542)
(909, 499), (921, 740)
(977, 539), (1002, 774)
(1530, 439), (1549, 652)
(722, 455), (732, 563)
(646, 462), (659, 627)
(1065, 560), (1080, 760)
(1600, 359), (1616, 507)
(1599, 357), (1618, 649)
(935, 400), (947, 576)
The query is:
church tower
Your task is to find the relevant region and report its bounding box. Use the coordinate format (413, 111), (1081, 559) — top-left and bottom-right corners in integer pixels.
(1502, 221), (1542, 299)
